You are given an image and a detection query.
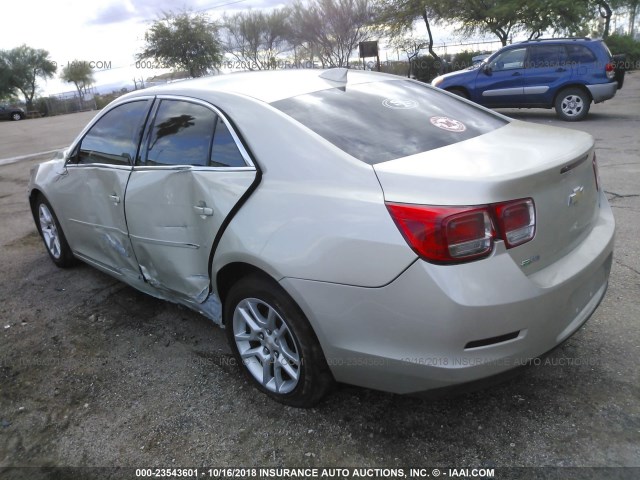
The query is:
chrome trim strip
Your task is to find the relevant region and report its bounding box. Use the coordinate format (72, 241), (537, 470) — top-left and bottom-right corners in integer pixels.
(129, 234), (200, 249)
(560, 154), (589, 174)
(132, 165), (255, 172)
(65, 164), (132, 171)
(68, 218), (128, 236)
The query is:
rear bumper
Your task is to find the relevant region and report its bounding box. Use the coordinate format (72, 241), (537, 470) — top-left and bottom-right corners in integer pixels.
(586, 82), (617, 103)
(280, 191), (615, 394)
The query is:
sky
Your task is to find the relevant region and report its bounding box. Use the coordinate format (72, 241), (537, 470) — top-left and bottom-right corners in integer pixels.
(1, 0), (290, 96)
(1, 0), (493, 97)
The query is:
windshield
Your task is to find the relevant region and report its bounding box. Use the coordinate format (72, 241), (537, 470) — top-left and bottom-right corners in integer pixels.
(271, 79), (508, 164)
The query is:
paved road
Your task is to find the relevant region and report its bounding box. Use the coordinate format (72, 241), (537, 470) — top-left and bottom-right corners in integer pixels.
(0, 75), (638, 477)
(0, 111), (97, 164)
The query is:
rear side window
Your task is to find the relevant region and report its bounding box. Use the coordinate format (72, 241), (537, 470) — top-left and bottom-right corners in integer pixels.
(145, 100), (216, 166)
(210, 117), (247, 167)
(566, 45), (597, 64)
(528, 45), (568, 68)
(77, 100), (150, 165)
(271, 80), (507, 164)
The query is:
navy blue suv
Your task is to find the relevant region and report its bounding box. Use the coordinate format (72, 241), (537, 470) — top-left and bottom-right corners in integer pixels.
(432, 38), (620, 121)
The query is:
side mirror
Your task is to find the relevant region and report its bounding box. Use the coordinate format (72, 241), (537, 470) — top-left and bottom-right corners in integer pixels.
(483, 64), (492, 75)
(64, 146), (80, 165)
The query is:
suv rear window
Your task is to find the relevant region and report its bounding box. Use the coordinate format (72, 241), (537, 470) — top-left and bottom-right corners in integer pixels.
(566, 45), (597, 63)
(271, 80), (508, 164)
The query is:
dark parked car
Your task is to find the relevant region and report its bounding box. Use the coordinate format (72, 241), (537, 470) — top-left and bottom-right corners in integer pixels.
(0, 104), (25, 121)
(432, 38), (620, 121)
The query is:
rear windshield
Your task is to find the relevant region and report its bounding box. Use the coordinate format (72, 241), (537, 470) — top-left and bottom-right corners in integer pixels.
(271, 79), (508, 164)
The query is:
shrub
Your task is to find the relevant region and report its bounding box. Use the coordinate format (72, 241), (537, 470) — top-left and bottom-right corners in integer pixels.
(605, 35), (640, 70)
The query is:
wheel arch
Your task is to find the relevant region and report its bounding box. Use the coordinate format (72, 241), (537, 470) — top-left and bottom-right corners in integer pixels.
(216, 261), (278, 322)
(553, 84), (593, 105)
(28, 188), (45, 231)
(445, 86), (471, 99)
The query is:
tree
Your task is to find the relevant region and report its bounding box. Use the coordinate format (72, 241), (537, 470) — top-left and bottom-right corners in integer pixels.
(290, 0), (376, 68)
(375, 0), (442, 62)
(61, 61), (95, 108)
(0, 53), (12, 100)
(222, 9), (291, 70)
(391, 36), (427, 77)
(138, 11), (223, 77)
(519, 0), (592, 39)
(1, 45), (56, 109)
(376, 0), (601, 49)
(626, 0), (640, 36)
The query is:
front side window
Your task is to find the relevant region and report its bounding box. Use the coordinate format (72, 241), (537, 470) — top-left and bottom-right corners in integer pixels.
(144, 100), (217, 166)
(77, 100), (150, 165)
(490, 48), (527, 71)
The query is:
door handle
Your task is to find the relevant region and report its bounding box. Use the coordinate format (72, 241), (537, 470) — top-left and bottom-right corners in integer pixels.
(109, 194), (120, 204)
(193, 205), (213, 216)
(512, 71), (521, 76)
(556, 68), (566, 72)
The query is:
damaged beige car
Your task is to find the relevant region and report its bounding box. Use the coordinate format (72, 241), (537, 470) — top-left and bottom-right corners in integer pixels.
(29, 70), (614, 407)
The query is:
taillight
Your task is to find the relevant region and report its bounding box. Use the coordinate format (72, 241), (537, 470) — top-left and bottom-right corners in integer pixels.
(493, 199), (536, 248)
(386, 198), (536, 264)
(385, 204), (494, 263)
(592, 153), (600, 191)
(605, 62), (615, 80)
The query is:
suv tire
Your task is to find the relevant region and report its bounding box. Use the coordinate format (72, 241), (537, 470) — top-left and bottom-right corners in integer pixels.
(555, 88), (590, 122)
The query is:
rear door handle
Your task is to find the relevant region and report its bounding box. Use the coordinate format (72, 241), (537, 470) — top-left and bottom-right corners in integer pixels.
(193, 205), (213, 216)
(109, 194), (120, 204)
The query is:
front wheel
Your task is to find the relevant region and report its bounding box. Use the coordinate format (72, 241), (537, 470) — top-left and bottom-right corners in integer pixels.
(555, 88), (590, 121)
(35, 195), (76, 268)
(11, 112), (23, 121)
(224, 274), (333, 407)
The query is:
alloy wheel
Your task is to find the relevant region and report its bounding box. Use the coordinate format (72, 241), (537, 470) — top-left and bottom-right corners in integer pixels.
(232, 298), (301, 394)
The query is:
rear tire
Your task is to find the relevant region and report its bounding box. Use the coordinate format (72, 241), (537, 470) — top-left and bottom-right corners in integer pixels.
(35, 194), (76, 268)
(224, 274), (333, 407)
(554, 88), (590, 121)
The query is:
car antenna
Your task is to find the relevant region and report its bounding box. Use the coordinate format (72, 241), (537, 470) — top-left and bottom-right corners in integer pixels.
(319, 68), (348, 83)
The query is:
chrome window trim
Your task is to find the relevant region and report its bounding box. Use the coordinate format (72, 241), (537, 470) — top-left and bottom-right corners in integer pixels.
(132, 165), (256, 172)
(65, 163), (133, 171)
(137, 94), (255, 170)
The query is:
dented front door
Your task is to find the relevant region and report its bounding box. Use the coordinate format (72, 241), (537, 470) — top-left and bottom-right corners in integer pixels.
(55, 164), (140, 278)
(51, 99), (152, 279)
(124, 97), (257, 302)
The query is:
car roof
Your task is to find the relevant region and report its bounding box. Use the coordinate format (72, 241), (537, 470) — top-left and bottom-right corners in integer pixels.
(122, 68), (396, 104)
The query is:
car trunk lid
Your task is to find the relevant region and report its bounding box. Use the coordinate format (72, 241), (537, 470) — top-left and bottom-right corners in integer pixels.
(373, 121), (600, 274)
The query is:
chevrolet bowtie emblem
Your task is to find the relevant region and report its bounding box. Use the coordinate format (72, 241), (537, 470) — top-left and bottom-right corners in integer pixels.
(568, 185), (585, 206)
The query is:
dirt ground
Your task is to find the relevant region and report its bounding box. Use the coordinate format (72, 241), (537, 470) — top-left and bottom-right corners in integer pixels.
(1, 76), (639, 480)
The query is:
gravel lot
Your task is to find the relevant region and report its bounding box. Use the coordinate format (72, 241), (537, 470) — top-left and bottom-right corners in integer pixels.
(1, 75), (639, 479)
